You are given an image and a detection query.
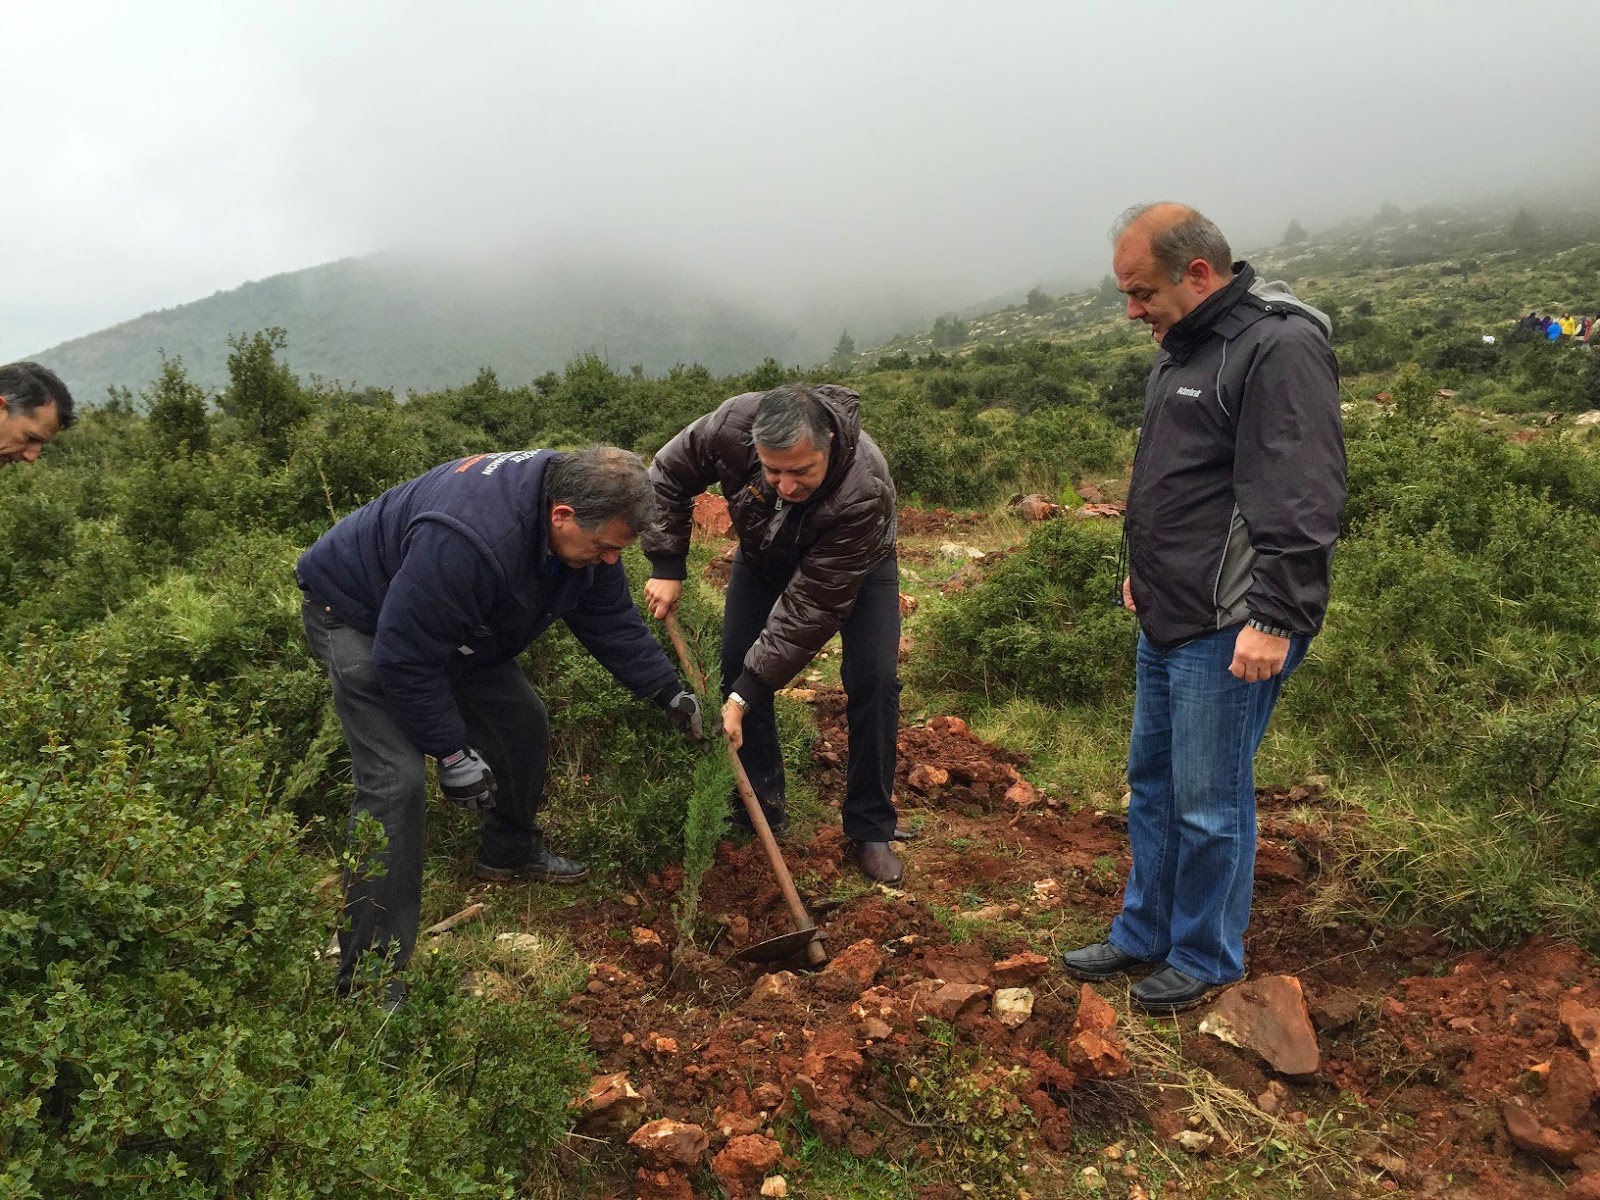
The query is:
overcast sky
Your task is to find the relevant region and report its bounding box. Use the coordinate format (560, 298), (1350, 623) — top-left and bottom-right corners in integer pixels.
(6, 0), (1598, 360)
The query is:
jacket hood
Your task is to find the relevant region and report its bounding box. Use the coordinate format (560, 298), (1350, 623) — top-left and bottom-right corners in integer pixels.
(1247, 274), (1333, 337)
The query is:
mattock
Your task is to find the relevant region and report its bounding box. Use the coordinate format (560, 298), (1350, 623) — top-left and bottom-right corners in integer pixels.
(663, 612), (828, 967)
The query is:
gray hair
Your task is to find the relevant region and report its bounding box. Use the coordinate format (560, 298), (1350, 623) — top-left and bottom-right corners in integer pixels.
(0, 361), (77, 429)
(751, 383), (832, 452)
(545, 446), (659, 534)
(1111, 202), (1233, 283)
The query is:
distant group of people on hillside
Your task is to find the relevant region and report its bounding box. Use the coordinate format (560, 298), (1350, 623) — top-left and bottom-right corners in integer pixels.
(1518, 309), (1597, 343)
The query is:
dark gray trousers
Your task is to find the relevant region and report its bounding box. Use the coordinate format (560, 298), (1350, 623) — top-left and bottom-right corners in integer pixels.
(301, 600), (551, 989)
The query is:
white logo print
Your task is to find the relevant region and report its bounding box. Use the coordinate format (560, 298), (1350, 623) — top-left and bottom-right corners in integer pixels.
(1176, 386), (1203, 398)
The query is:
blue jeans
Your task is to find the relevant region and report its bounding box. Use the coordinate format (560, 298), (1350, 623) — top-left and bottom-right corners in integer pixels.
(1108, 626), (1309, 985)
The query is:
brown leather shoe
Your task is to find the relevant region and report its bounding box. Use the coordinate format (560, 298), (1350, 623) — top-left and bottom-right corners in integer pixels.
(848, 840), (904, 885)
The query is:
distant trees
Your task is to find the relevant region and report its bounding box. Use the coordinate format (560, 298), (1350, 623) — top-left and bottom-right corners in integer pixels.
(1026, 286), (1052, 315)
(218, 327), (310, 463)
(830, 330), (857, 372)
(144, 354), (211, 456)
(1283, 219), (1309, 245)
(931, 315), (968, 350)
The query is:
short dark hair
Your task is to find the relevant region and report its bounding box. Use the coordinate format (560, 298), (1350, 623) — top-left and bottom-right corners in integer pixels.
(545, 446), (658, 534)
(0, 362), (77, 429)
(751, 383), (832, 452)
(1112, 203), (1234, 283)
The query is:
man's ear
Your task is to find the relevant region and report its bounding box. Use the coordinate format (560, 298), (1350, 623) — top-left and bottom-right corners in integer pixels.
(0, 394), (10, 416)
(550, 502), (575, 524)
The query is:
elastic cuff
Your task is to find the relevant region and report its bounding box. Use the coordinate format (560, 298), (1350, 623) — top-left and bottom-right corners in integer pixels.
(731, 669), (774, 707)
(648, 556), (689, 582)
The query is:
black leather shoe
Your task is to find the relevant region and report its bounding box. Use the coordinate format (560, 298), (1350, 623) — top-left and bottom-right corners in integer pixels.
(476, 844), (588, 884)
(728, 797), (790, 840)
(1060, 941), (1156, 981)
(847, 840), (904, 885)
(1130, 966), (1228, 1015)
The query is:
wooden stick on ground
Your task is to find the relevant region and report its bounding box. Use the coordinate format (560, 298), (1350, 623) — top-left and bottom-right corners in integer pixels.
(425, 902), (487, 937)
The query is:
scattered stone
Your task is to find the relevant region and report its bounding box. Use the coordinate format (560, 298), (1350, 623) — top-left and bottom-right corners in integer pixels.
(750, 1081), (785, 1111)
(760, 1177), (788, 1198)
(861, 1017), (892, 1040)
(1075, 502), (1125, 519)
(643, 1033), (679, 1055)
(906, 763), (951, 793)
(961, 903), (1005, 921)
(712, 1134), (784, 1197)
(1307, 986), (1362, 1032)
(926, 715), (969, 736)
(572, 1072), (646, 1136)
(631, 926), (664, 948)
(692, 493), (733, 537)
(994, 988), (1035, 1028)
(1080, 1165), (1106, 1190)
(1069, 985), (1131, 1079)
(898, 592), (919, 616)
(628, 1119), (709, 1170)
(1574, 410), (1600, 427)
(1502, 1096), (1598, 1166)
(1255, 1080), (1290, 1116)
(1542, 1049), (1599, 1128)
(1004, 779), (1040, 807)
(1561, 1000), (1600, 1088)
(822, 939), (885, 990)
(495, 931), (544, 953)
(1076, 482), (1104, 503)
(1567, 1173), (1600, 1200)
(747, 971), (800, 1007)
(918, 981), (992, 1021)
(634, 1167), (695, 1200)
(991, 951), (1051, 988)
(1011, 493), (1060, 521)
(1199, 975), (1320, 1076)
(937, 542), (985, 560)
(1173, 1130), (1215, 1154)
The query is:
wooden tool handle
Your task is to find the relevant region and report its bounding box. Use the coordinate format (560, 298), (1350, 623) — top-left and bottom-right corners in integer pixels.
(727, 741), (828, 966)
(662, 612), (709, 699)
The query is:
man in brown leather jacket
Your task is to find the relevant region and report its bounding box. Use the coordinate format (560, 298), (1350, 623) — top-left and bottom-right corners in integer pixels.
(642, 382), (905, 883)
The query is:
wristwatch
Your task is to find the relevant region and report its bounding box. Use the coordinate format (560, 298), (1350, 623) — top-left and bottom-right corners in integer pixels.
(1246, 617), (1294, 639)
(728, 692), (750, 711)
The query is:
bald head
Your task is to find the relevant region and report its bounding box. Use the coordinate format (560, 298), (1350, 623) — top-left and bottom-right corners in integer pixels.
(1110, 202), (1236, 343)
(1111, 203), (1234, 283)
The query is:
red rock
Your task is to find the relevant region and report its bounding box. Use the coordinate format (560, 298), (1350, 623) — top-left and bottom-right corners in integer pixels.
(1074, 984), (1118, 1034)
(1562, 1001), (1600, 1088)
(1013, 493), (1059, 521)
(926, 715), (968, 736)
(628, 1119), (710, 1170)
(1307, 986), (1362, 1032)
(573, 1072), (646, 1136)
(822, 939), (884, 990)
(1503, 1097), (1598, 1166)
(712, 1134), (784, 1197)
(1004, 780), (1040, 807)
(741, 971), (801, 1016)
(1567, 1173), (1600, 1200)
(1076, 482), (1104, 503)
(635, 1167), (696, 1200)
(692, 494), (733, 537)
(991, 951), (1051, 988)
(1253, 841), (1307, 882)
(1543, 1049), (1599, 1128)
(1199, 975), (1320, 1076)
(1069, 986), (1130, 1079)
(917, 980), (991, 1020)
(713, 1106), (766, 1137)
(749, 1082), (785, 1112)
(906, 763), (950, 793)
(898, 592), (919, 616)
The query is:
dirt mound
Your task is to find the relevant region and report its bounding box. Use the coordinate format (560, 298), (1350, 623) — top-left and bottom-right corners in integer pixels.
(897, 506), (989, 537)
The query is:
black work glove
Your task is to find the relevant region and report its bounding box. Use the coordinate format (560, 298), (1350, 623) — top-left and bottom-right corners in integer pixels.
(662, 690), (705, 741)
(437, 748), (497, 812)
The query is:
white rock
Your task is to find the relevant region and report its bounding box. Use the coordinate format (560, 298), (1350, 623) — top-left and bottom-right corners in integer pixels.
(993, 987), (1035, 1028)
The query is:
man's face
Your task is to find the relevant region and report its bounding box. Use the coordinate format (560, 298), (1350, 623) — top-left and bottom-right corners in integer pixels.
(548, 506), (636, 568)
(757, 437), (830, 503)
(0, 397), (61, 466)
(1113, 233), (1220, 344)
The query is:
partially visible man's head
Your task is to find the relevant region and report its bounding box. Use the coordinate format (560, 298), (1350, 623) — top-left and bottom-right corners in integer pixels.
(1111, 203), (1235, 343)
(752, 383), (834, 504)
(0, 362), (76, 466)
(545, 446), (659, 567)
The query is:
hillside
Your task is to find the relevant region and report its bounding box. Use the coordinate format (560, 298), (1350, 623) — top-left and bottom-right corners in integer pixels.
(29, 251), (831, 402)
(863, 202), (1600, 389)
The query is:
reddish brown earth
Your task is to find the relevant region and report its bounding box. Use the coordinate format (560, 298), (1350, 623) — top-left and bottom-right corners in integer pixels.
(541, 510), (1600, 1198)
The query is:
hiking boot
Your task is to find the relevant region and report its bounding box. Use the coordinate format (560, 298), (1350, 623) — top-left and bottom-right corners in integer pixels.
(1130, 965), (1230, 1015)
(475, 843), (588, 884)
(1060, 941), (1156, 982)
(846, 840), (904, 885)
(728, 796), (790, 840)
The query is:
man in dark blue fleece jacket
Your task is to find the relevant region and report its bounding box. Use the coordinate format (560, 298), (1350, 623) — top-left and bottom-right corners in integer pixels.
(297, 447), (702, 998)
